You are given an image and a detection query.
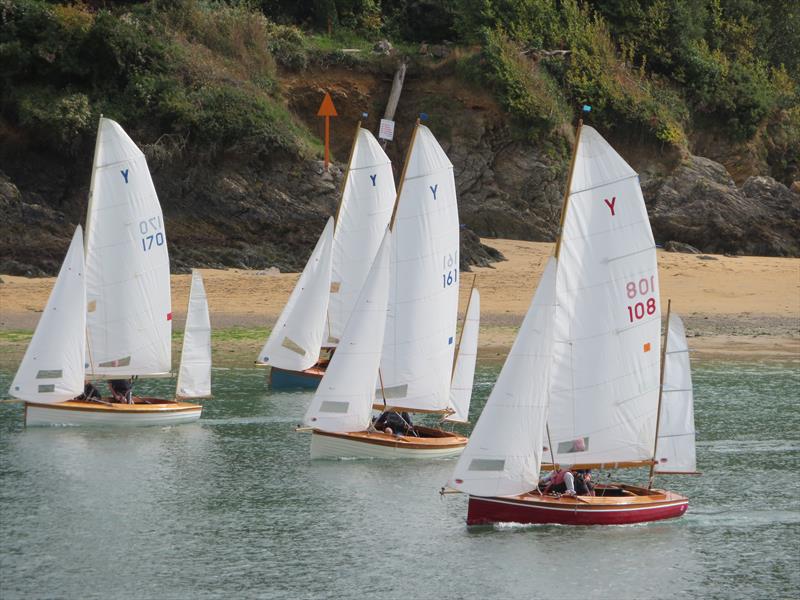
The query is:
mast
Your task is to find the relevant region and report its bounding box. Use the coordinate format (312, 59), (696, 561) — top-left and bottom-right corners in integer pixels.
(554, 118), (583, 260)
(450, 274), (478, 381)
(542, 113), (582, 465)
(333, 118), (363, 226)
(84, 116), (103, 375)
(84, 116), (103, 254)
(388, 118), (421, 232)
(648, 298), (672, 489)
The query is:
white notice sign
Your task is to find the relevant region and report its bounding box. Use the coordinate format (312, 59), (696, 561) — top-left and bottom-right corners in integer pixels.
(379, 119), (395, 141)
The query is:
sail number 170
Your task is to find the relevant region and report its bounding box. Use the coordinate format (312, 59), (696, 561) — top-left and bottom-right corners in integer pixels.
(625, 275), (657, 322)
(139, 216), (165, 252)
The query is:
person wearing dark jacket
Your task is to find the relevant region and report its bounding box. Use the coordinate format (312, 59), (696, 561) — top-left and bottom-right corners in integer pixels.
(109, 379), (133, 404)
(77, 381), (101, 402)
(374, 410), (414, 436)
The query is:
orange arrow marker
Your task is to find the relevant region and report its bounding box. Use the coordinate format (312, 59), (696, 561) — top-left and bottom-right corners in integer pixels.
(317, 92), (338, 170)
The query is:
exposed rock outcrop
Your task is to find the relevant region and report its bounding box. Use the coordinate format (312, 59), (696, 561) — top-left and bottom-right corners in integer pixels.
(644, 155), (800, 256)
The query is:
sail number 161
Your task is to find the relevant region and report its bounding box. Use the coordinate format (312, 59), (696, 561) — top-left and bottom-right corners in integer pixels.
(625, 275), (657, 322)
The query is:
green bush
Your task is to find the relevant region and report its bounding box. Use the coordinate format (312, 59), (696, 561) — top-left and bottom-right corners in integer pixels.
(481, 28), (571, 139)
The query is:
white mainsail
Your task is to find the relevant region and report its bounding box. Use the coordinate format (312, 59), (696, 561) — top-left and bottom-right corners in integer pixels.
(84, 118), (172, 377)
(446, 288), (480, 423)
(548, 125), (662, 466)
(304, 231), (392, 432)
(257, 218), (334, 371)
(9, 227), (87, 404)
(379, 124), (460, 412)
(655, 313), (698, 473)
(327, 128), (396, 345)
(176, 270), (212, 399)
(449, 259), (557, 497)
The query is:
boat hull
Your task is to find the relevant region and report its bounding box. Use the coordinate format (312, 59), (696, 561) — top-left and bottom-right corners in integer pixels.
(467, 484), (688, 526)
(25, 399), (202, 427)
(269, 366), (325, 390)
(311, 426), (467, 459)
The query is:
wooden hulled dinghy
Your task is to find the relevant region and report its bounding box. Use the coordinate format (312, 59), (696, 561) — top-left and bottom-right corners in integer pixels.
(25, 399), (202, 427)
(261, 123), (395, 390)
(268, 361), (328, 389)
(302, 119), (477, 459)
(466, 484), (689, 526)
(12, 119), (210, 426)
(445, 119), (698, 525)
(311, 426), (467, 459)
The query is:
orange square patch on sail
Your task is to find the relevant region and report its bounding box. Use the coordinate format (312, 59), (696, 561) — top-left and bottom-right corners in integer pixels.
(643, 342), (651, 352)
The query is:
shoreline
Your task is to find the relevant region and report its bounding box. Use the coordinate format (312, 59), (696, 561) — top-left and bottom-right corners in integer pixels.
(1, 238), (797, 369)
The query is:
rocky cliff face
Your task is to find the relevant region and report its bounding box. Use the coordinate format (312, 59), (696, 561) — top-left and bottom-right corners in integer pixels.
(644, 156), (800, 256)
(1, 66), (797, 276)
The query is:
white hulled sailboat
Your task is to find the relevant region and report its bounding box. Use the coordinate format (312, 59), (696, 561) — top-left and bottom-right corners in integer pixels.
(304, 120), (473, 459)
(18, 118), (208, 426)
(260, 123), (396, 389)
(447, 121), (697, 524)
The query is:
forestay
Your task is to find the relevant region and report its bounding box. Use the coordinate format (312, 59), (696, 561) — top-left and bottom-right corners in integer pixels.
(327, 128), (395, 345)
(304, 231), (392, 433)
(655, 313), (697, 473)
(446, 288), (480, 423)
(84, 118), (172, 377)
(379, 125), (460, 412)
(548, 125), (661, 466)
(257, 218), (334, 371)
(10, 227), (86, 404)
(176, 270), (212, 399)
(449, 259), (557, 497)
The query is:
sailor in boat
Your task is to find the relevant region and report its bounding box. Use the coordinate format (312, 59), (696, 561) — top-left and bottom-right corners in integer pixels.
(575, 470), (596, 496)
(538, 465), (576, 496)
(108, 379), (133, 404)
(373, 410), (416, 436)
(76, 380), (101, 402)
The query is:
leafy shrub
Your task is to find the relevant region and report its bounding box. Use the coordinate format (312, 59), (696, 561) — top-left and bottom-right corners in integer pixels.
(481, 28), (570, 139)
(266, 22), (308, 70)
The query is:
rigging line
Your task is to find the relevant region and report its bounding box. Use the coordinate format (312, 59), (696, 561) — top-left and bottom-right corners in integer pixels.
(568, 173), (638, 196)
(648, 298), (671, 490)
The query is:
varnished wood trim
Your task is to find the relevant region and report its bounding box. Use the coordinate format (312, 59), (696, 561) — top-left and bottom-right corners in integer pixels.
(25, 400), (202, 414)
(313, 428), (467, 450)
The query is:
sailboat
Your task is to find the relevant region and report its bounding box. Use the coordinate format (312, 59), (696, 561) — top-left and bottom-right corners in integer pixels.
(17, 118), (207, 426)
(261, 123), (396, 389)
(447, 122), (698, 525)
(304, 120), (472, 459)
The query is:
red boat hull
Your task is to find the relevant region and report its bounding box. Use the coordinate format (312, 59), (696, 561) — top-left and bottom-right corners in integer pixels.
(467, 486), (689, 526)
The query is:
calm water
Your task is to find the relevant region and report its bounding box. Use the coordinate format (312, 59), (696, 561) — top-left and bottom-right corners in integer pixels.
(0, 361), (798, 600)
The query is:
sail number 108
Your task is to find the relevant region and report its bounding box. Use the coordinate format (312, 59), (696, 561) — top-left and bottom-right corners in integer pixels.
(625, 275), (657, 322)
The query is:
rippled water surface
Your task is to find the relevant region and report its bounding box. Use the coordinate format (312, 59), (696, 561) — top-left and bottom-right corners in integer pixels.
(1, 361), (798, 599)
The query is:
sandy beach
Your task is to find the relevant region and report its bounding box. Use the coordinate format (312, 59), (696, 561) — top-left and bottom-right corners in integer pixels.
(1, 238), (798, 366)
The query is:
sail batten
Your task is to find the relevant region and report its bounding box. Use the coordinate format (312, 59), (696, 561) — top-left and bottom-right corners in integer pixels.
(257, 218), (334, 370)
(84, 118), (172, 378)
(9, 227), (87, 404)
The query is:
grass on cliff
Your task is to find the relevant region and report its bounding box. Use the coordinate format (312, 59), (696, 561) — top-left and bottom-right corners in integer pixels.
(1, 0), (322, 161)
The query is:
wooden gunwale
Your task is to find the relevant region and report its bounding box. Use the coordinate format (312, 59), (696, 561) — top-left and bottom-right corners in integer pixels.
(313, 427), (467, 450)
(24, 400), (202, 414)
